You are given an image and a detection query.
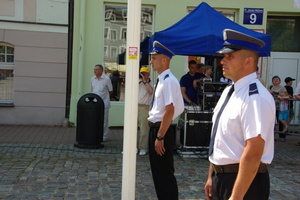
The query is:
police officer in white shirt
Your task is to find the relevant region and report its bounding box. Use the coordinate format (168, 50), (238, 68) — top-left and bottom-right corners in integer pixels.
(90, 64), (113, 142)
(204, 29), (275, 200)
(148, 41), (184, 200)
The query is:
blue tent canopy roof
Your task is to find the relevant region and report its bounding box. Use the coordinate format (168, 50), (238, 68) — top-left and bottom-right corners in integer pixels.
(150, 2), (271, 57)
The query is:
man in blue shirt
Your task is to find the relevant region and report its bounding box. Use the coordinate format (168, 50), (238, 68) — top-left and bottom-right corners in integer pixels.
(180, 60), (205, 105)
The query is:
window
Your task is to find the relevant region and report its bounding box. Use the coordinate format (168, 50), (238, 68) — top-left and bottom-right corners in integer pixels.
(104, 4), (154, 102)
(110, 29), (117, 41)
(119, 46), (126, 54)
(104, 46), (108, 57)
(0, 43), (14, 105)
(104, 27), (110, 39)
(267, 16), (300, 52)
(120, 27), (127, 41)
(110, 46), (118, 57)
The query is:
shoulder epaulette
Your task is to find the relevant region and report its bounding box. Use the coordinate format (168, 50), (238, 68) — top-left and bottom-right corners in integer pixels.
(164, 74), (169, 80)
(249, 83), (259, 96)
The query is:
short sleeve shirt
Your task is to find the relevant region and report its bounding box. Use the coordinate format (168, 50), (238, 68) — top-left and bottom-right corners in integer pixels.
(90, 74), (113, 108)
(209, 72), (276, 165)
(180, 72), (203, 103)
(138, 80), (153, 105)
(148, 69), (184, 123)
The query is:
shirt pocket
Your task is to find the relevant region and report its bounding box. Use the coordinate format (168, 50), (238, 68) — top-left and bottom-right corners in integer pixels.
(97, 85), (106, 93)
(221, 106), (239, 135)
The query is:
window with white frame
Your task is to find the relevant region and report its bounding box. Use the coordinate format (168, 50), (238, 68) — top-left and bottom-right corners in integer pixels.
(104, 27), (110, 39)
(110, 29), (117, 41)
(0, 43), (14, 104)
(120, 27), (127, 41)
(110, 46), (118, 57)
(119, 46), (126, 54)
(104, 46), (108, 57)
(104, 4), (154, 101)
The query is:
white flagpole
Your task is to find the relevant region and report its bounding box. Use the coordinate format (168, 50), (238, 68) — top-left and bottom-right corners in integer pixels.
(121, 0), (141, 199)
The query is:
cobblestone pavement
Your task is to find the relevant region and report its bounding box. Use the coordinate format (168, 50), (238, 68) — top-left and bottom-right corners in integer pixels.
(0, 125), (299, 200)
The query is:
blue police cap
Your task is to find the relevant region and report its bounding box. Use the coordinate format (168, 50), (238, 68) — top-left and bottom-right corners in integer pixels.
(150, 41), (175, 59)
(217, 29), (265, 54)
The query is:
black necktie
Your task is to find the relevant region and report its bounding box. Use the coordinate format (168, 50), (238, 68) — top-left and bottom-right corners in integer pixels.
(149, 78), (159, 110)
(209, 85), (234, 155)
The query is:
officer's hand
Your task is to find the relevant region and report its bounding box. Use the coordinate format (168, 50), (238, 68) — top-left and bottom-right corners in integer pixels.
(204, 178), (213, 200)
(155, 140), (165, 156)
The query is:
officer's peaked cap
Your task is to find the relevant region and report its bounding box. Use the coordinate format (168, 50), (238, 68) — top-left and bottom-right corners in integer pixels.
(217, 29), (265, 54)
(150, 41), (175, 59)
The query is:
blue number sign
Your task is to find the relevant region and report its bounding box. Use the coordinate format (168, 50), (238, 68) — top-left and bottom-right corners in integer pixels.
(243, 8), (263, 25)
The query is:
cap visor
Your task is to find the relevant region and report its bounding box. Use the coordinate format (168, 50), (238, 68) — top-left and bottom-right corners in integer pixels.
(216, 47), (240, 54)
(150, 51), (160, 55)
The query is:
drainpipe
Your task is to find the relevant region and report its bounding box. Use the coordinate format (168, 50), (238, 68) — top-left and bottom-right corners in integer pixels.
(65, 0), (74, 120)
(77, 0), (86, 98)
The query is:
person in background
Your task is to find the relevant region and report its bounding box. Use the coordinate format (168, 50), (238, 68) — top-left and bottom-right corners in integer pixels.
(91, 64), (113, 142)
(196, 62), (205, 74)
(204, 29), (275, 200)
(204, 65), (213, 79)
(148, 41), (184, 200)
(180, 60), (203, 105)
(192, 63), (206, 89)
(269, 75), (287, 142)
(138, 67), (153, 155)
(104, 67), (112, 78)
(278, 91), (290, 133)
(284, 77), (295, 125)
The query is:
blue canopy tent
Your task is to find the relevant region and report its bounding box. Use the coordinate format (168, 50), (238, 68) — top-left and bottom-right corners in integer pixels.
(149, 2), (271, 57)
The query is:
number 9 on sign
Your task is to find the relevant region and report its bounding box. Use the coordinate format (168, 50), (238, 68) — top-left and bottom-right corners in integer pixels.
(250, 13), (257, 24)
(243, 8), (263, 25)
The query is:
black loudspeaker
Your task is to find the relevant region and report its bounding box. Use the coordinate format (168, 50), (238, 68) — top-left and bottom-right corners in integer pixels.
(180, 112), (212, 147)
(180, 123), (211, 146)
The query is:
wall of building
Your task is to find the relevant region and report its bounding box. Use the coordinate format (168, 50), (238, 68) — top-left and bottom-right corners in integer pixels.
(69, 0), (300, 127)
(0, 0), (68, 125)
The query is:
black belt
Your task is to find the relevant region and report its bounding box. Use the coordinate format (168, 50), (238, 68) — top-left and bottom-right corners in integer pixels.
(148, 121), (161, 127)
(212, 163), (267, 174)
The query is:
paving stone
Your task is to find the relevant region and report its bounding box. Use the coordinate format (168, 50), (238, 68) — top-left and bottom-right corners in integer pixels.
(0, 126), (300, 199)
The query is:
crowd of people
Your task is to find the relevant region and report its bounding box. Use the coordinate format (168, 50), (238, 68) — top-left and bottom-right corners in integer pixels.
(268, 75), (300, 144)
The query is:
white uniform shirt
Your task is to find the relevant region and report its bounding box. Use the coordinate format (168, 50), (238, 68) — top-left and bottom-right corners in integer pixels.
(209, 72), (275, 165)
(148, 69), (184, 123)
(138, 80), (153, 105)
(90, 74), (113, 108)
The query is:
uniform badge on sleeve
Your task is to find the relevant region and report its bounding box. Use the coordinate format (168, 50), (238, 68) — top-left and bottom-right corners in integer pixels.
(249, 83), (259, 96)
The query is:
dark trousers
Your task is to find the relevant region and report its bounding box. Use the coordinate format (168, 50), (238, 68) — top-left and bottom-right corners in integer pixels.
(212, 169), (270, 200)
(148, 125), (178, 200)
(276, 110), (285, 138)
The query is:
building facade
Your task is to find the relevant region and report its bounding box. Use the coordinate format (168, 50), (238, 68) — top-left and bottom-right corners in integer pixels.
(69, 0), (300, 127)
(1, 0), (299, 126)
(0, 0), (68, 125)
